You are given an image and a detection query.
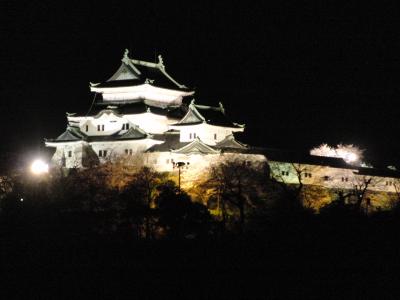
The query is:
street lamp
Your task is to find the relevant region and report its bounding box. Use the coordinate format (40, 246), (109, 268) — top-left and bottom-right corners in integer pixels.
(30, 159), (49, 175)
(173, 161), (187, 191)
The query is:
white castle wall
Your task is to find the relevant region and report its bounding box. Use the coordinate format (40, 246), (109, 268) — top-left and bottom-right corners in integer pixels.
(269, 161), (399, 193)
(172, 123), (243, 145)
(70, 112), (172, 135)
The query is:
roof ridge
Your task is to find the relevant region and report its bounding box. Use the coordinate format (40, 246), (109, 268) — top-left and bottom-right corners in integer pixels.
(125, 49), (188, 89)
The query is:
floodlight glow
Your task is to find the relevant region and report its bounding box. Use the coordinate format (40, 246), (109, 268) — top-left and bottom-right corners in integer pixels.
(345, 152), (358, 163)
(31, 159), (49, 175)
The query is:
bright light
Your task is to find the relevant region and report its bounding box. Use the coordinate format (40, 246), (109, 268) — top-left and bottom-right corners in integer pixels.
(30, 159), (49, 175)
(344, 152), (358, 163)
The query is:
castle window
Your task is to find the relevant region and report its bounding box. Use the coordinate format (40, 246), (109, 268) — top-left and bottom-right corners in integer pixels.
(304, 172), (312, 178)
(102, 125), (105, 131)
(125, 149), (128, 155)
(129, 149), (132, 155)
(323, 176), (330, 181)
(68, 151), (72, 157)
(214, 133), (217, 140)
(99, 150), (107, 157)
(103, 150), (107, 157)
(85, 125), (88, 132)
(190, 133), (192, 139)
(99, 150), (103, 157)
(97, 125), (100, 131)
(122, 123), (130, 130)
(194, 133), (197, 138)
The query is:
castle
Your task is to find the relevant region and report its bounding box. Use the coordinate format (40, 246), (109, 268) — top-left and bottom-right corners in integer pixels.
(45, 50), (400, 210)
(45, 50), (265, 182)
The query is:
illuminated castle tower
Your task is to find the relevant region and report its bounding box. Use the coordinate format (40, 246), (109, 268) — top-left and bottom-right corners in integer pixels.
(45, 50), (257, 170)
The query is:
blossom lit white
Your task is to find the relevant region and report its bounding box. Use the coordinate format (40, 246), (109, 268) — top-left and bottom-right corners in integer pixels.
(310, 143), (363, 165)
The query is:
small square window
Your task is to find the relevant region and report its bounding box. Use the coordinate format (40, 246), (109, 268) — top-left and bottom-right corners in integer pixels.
(97, 125), (101, 131)
(194, 133), (197, 138)
(103, 150), (107, 156)
(99, 150), (103, 157)
(189, 133), (192, 139)
(214, 133), (217, 140)
(102, 125), (105, 131)
(85, 125), (88, 132)
(68, 151), (72, 157)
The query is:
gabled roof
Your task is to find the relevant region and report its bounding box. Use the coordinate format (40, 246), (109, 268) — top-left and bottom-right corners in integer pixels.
(53, 126), (86, 142)
(215, 134), (247, 149)
(172, 138), (220, 155)
(92, 49), (191, 91)
(172, 100), (244, 128)
(92, 109), (122, 119)
(146, 132), (189, 152)
(117, 126), (147, 140)
(46, 124), (154, 143)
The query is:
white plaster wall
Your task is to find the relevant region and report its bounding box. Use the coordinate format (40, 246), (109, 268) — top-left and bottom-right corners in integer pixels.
(125, 112), (169, 134)
(50, 142), (84, 168)
(269, 161), (398, 193)
(92, 84), (186, 105)
(89, 139), (163, 163)
(147, 152), (266, 184)
(172, 123), (244, 145)
(70, 112), (171, 135)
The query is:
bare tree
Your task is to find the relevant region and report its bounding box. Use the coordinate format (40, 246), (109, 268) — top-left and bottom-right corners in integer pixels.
(269, 162), (307, 202)
(204, 158), (269, 232)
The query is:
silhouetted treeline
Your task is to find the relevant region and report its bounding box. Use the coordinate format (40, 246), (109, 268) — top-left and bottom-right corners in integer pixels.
(2, 162), (400, 297)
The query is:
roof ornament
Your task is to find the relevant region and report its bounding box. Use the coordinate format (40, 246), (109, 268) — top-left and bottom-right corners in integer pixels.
(219, 102), (225, 114)
(157, 55), (165, 68)
(190, 99), (196, 105)
(145, 78), (155, 84)
(122, 48), (131, 65)
(146, 107), (151, 113)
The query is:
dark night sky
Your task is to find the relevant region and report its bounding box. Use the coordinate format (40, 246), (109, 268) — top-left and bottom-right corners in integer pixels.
(1, 1), (400, 169)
